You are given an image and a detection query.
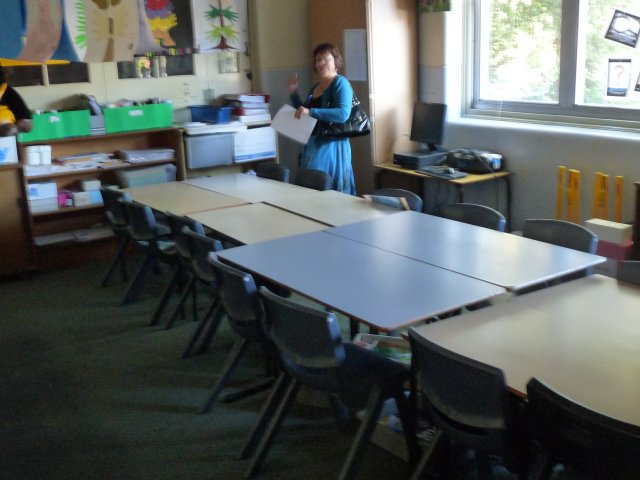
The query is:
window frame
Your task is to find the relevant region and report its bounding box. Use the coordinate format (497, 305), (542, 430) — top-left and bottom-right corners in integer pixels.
(467, 0), (640, 130)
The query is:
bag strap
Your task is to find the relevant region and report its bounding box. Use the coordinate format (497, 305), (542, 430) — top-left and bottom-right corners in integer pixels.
(0, 83), (7, 102)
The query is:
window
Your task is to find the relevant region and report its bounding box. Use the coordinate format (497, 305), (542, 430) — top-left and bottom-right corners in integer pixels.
(471, 0), (640, 128)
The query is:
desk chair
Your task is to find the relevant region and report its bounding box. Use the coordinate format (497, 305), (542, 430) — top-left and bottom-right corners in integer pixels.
(294, 168), (332, 191)
(441, 202), (506, 232)
(245, 286), (418, 480)
(120, 200), (175, 306)
(408, 329), (527, 480)
(374, 188), (424, 212)
(255, 163), (290, 182)
(149, 213), (206, 329)
(526, 377), (640, 480)
(100, 188), (133, 286)
(179, 229), (224, 358)
(199, 254), (276, 414)
(617, 260), (640, 285)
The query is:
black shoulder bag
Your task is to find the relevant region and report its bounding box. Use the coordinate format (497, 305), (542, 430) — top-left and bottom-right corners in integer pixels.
(319, 92), (371, 138)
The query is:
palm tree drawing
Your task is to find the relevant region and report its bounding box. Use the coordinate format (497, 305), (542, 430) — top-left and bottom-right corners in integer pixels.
(205, 0), (239, 50)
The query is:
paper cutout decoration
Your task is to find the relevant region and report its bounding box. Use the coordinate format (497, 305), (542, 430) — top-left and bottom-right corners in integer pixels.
(192, 0), (248, 52)
(605, 10), (640, 48)
(0, 0), (26, 59)
(84, 0), (139, 62)
(18, 0), (63, 62)
(52, 0), (80, 61)
(61, 0), (87, 61)
(136, 0), (164, 54)
(145, 0), (193, 52)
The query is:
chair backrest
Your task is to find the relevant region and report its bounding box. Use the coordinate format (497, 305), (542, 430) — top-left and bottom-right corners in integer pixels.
(182, 228), (223, 284)
(101, 187), (131, 227)
(208, 253), (267, 343)
(617, 260), (640, 285)
(294, 168), (332, 191)
(373, 188), (423, 212)
(441, 202), (506, 231)
(522, 219), (598, 253)
(121, 200), (158, 242)
(526, 377), (640, 479)
(165, 212), (205, 261)
(408, 329), (518, 454)
(259, 286), (345, 372)
(255, 163), (290, 182)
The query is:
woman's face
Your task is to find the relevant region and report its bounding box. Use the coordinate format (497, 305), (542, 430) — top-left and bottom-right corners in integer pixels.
(314, 52), (336, 78)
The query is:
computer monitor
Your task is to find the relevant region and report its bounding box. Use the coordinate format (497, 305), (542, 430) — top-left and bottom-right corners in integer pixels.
(410, 102), (447, 152)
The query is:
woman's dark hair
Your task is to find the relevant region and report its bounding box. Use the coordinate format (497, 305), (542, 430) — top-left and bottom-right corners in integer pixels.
(312, 43), (343, 71)
(0, 65), (5, 84)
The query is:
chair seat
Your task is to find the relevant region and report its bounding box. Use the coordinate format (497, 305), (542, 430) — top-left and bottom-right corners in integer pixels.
(284, 343), (409, 405)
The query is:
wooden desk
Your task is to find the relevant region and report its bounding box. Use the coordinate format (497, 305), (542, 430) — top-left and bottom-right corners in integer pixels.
(123, 181), (247, 215)
(188, 203), (327, 245)
(219, 231), (505, 332)
(411, 275), (640, 426)
(376, 162), (512, 229)
(327, 211), (605, 291)
(183, 173), (312, 203)
(266, 189), (401, 226)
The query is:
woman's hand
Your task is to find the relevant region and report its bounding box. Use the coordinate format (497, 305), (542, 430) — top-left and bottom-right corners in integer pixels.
(294, 106), (309, 119)
(287, 73), (299, 93)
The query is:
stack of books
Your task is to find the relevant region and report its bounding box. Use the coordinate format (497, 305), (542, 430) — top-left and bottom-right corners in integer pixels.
(224, 93), (272, 124)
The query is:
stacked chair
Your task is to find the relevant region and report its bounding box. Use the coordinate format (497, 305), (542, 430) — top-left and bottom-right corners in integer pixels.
(100, 187), (133, 287)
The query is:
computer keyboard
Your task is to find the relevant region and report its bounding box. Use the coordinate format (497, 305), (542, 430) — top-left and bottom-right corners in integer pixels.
(415, 165), (468, 180)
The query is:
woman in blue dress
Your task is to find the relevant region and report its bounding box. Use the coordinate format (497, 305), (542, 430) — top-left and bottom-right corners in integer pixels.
(288, 43), (356, 195)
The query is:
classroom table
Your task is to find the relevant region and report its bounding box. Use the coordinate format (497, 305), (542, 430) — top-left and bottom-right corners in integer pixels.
(327, 211), (606, 292)
(411, 274), (640, 426)
(188, 203), (328, 245)
(123, 181), (247, 215)
(183, 173), (313, 203)
(266, 189), (401, 226)
(218, 231), (506, 332)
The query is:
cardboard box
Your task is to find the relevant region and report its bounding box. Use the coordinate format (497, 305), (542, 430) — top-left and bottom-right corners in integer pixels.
(0, 135), (18, 164)
(29, 197), (59, 213)
(18, 110), (90, 142)
(233, 126), (276, 163)
(72, 191), (91, 206)
(104, 104), (173, 134)
(81, 178), (101, 191)
(584, 218), (633, 244)
(27, 182), (58, 200)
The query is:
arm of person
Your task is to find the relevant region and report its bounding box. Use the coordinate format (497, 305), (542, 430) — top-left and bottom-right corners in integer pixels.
(4, 86), (33, 133)
(309, 76), (352, 124)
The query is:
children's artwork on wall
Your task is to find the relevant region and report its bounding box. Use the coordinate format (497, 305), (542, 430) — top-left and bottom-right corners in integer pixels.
(418, 0), (451, 13)
(192, 0), (248, 52)
(84, 0), (139, 62)
(145, 0), (194, 53)
(0, 0), (27, 59)
(136, 0), (164, 55)
(62, 0), (88, 61)
(218, 52), (239, 73)
(607, 58), (632, 97)
(605, 10), (640, 48)
(18, 0), (63, 63)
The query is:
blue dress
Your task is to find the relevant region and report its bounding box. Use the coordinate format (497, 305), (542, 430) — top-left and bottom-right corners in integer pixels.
(291, 75), (356, 195)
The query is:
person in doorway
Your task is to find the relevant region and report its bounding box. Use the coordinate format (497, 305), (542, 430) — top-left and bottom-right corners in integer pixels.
(288, 43), (356, 195)
(0, 65), (32, 137)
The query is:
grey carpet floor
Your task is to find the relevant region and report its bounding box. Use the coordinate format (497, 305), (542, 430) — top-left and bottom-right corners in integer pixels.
(0, 260), (412, 480)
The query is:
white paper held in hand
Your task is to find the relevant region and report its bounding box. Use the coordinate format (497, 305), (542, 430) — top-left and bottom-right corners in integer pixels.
(271, 104), (317, 145)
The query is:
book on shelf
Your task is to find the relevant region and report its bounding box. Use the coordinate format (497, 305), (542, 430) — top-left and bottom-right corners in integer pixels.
(229, 100), (270, 109)
(233, 113), (272, 124)
(223, 93), (270, 104)
(55, 152), (111, 165)
(232, 107), (270, 116)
